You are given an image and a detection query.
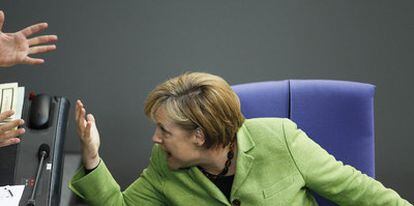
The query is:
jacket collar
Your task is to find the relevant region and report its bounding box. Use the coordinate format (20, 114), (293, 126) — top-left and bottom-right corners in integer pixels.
(237, 122), (256, 153)
(231, 122), (256, 198)
(188, 121), (257, 204)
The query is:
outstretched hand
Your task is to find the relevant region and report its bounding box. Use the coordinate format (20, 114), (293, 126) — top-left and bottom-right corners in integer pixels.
(76, 100), (101, 170)
(0, 10), (58, 67)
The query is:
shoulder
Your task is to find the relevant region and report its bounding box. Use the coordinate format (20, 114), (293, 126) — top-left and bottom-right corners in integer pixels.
(239, 118), (303, 179)
(242, 118), (300, 136)
(239, 118), (295, 153)
(242, 117), (288, 136)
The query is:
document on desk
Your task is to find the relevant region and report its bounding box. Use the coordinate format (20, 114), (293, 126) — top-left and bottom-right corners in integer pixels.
(0, 82), (25, 122)
(0, 185), (25, 206)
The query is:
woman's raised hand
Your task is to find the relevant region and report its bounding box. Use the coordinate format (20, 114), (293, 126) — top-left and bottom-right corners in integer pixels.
(75, 100), (101, 170)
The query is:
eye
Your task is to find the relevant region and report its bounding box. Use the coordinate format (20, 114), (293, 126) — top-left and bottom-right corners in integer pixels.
(158, 125), (170, 137)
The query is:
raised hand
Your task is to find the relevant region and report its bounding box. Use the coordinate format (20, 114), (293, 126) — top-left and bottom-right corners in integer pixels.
(75, 100), (101, 170)
(0, 10), (58, 67)
(0, 110), (25, 147)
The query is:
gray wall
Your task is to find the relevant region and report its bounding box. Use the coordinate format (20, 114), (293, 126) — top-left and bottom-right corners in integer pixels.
(1, 0), (413, 202)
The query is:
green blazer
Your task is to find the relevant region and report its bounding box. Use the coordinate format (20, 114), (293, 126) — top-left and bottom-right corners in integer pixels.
(69, 118), (411, 206)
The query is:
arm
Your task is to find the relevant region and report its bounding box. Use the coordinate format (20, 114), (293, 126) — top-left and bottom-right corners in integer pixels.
(69, 100), (166, 206)
(69, 146), (167, 206)
(282, 119), (412, 206)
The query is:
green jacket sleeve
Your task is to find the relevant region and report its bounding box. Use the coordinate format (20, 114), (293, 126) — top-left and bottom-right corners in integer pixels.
(282, 118), (412, 206)
(69, 145), (167, 206)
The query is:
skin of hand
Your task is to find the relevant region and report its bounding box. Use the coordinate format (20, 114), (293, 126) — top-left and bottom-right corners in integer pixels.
(0, 110), (25, 147)
(0, 10), (58, 67)
(75, 100), (101, 170)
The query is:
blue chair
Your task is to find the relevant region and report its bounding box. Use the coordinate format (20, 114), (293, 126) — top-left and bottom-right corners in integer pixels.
(232, 80), (375, 206)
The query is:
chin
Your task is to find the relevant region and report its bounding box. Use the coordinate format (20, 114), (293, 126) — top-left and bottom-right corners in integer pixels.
(167, 157), (193, 171)
(167, 162), (180, 170)
(166, 156), (181, 170)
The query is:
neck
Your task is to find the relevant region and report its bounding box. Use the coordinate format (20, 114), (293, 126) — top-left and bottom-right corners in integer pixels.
(198, 143), (237, 176)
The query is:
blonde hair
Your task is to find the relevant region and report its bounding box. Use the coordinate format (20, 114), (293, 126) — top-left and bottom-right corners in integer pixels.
(144, 72), (245, 149)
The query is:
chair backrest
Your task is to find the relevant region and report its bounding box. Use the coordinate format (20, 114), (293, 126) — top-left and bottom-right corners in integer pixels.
(232, 80), (375, 206)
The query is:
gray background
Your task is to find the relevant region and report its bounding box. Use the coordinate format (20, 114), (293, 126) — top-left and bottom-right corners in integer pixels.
(1, 0), (413, 203)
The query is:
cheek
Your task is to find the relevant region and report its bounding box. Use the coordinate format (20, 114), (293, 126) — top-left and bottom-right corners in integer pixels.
(168, 143), (197, 161)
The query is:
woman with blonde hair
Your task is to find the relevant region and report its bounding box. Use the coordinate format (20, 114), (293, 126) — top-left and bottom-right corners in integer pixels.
(70, 72), (411, 205)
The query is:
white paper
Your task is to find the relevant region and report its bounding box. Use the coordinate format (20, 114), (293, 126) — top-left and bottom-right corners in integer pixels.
(0, 83), (18, 116)
(15, 86), (25, 120)
(0, 83), (25, 128)
(0, 185), (25, 206)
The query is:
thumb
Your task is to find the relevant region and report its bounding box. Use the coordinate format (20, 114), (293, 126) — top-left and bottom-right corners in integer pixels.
(86, 114), (95, 123)
(85, 114), (95, 138)
(85, 121), (92, 139)
(0, 11), (4, 31)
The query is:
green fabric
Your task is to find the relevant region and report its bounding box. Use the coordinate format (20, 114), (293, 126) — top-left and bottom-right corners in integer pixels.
(69, 118), (412, 206)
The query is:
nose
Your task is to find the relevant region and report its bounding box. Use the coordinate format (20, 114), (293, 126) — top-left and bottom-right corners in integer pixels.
(152, 132), (163, 144)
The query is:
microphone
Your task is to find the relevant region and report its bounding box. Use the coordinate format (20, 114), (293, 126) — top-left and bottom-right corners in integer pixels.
(27, 144), (50, 206)
(38, 144), (50, 160)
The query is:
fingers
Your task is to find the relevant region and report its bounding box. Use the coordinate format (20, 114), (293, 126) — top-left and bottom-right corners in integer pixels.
(0, 138), (21, 148)
(23, 44), (57, 65)
(75, 101), (80, 121)
(29, 45), (56, 55)
(0, 10), (4, 31)
(75, 100), (97, 145)
(22, 57), (44, 65)
(0, 119), (24, 134)
(77, 101), (86, 126)
(0, 110), (14, 121)
(76, 100), (88, 136)
(78, 108), (87, 131)
(28, 35), (58, 46)
(85, 114), (95, 140)
(0, 110), (25, 148)
(0, 127), (25, 140)
(0, 126), (25, 148)
(75, 100), (84, 121)
(85, 119), (92, 139)
(20, 22), (48, 37)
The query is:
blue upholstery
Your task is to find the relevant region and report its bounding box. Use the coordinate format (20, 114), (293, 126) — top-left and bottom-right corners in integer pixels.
(233, 81), (290, 119)
(232, 80), (375, 206)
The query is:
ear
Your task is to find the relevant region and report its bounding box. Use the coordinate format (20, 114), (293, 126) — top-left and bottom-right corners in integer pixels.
(193, 128), (205, 147)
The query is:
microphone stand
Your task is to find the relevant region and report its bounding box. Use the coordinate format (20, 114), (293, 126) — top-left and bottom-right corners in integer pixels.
(26, 144), (49, 206)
